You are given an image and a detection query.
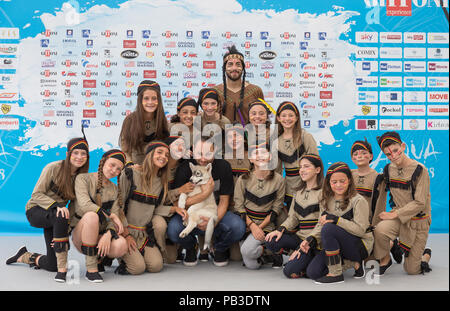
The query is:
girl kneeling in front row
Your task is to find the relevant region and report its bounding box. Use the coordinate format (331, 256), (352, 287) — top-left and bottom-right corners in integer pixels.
(116, 141), (186, 275)
(265, 154), (324, 275)
(301, 162), (374, 284)
(71, 150), (127, 283)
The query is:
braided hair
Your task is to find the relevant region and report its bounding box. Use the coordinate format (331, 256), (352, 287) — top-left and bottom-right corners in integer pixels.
(222, 45), (246, 120)
(95, 156), (107, 207)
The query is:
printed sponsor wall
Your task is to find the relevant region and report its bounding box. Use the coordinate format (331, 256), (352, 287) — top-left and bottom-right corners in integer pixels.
(0, 0), (448, 233)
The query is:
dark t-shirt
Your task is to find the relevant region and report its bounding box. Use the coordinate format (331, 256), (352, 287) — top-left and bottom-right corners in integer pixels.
(174, 159), (234, 204)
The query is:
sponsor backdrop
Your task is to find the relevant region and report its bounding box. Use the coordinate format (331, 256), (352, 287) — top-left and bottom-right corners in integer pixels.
(0, 0), (448, 234)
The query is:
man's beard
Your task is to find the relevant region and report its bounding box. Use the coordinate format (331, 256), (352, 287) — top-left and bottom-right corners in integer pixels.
(226, 70), (243, 81)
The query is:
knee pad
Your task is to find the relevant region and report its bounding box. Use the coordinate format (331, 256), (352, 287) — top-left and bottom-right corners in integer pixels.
(53, 237), (70, 253)
(81, 243), (98, 256)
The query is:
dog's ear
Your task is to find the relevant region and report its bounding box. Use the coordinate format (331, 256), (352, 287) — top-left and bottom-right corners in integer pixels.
(189, 162), (195, 172)
(206, 163), (212, 173)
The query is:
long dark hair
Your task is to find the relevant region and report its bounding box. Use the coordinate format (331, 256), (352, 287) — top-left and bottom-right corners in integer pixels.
(275, 101), (302, 148)
(295, 154), (324, 192)
(55, 138), (89, 200)
(119, 88), (168, 154)
(320, 162), (357, 211)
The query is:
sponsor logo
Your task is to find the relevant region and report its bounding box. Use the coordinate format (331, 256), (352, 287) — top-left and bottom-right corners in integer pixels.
(121, 50), (139, 59)
(403, 119), (426, 130)
(380, 32), (402, 43)
(427, 119), (449, 130)
(355, 47), (378, 58)
(356, 119), (377, 130)
(379, 119), (402, 130)
(428, 105), (449, 116)
(403, 105), (426, 116)
(404, 47), (426, 59)
(259, 51), (277, 60)
(355, 32), (378, 43)
(428, 77), (449, 88)
(404, 32), (426, 43)
(428, 92), (449, 102)
(404, 91), (426, 102)
(123, 40), (136, 48)
(380, 105), (402, 116)
(83, 80), (96, 88)
(379, 47), (402, 58)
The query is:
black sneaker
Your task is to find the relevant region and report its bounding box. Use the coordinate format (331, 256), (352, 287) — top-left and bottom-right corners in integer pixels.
(176, 247), (184, 263)
(85, 271), (103, 283)
(390, 239), (403, 264)
(421, 248), (432, 274)
(376, 258), (392, 276)
(353, 261), (365, 279)
(272, 254), (283, 269)
(198, 251), (209, 262)
(213, 250), (229, 267)
(183, 245), (198, 267)
(54, 272), (67, 283)
(114, 260), (130, 275)
(97, 262), (105, 274)
(314, 274), (344, 284)
(6, 246), (28, 265)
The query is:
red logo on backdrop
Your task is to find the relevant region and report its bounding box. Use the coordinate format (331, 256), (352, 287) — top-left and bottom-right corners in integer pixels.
(283, 81), (289, 89)
(166, 91), (172, 98)
(203, 61), (216, 69)
(322, 62), (328, 69)
(65, 80), (71, 87)
(284, 32), (289, 39)
(144, 70), (157, 79)
(83, 80), (96, 88)
(44, 70), (50, 77)
(105, 120), (111, 127)
(303, 91), (309, 98)
(205, 71), (211, 79)
(186, 61), (192, 68)
(65, 100), (71, 107)
(205, 41), (211, 49)
(166, 71), (172, 78)
(105, 80), (111, 87)
(86, 70), (91, 77)
(105, 30), (111, 37)
(105, 100), (111, 107)
(320, 91), (333, 99)
(284, 62), (289, 69)
(105, 60), (111, 67)
(186, 81), (192, 88)
(44, 120), (50, 127)
(83, 109), (96, 118)
(226, 32), (231, 39)
(321, 82), (328, 88)
(123, 40), (136, 48)
(85, 90), (91, 97)
(44, 90), (50, 97)
(146, 41), (152, 48)
(126, 110), (131, 116)
(245, 61), (250, 69)
(386, 0), (412, 16)
(166, 51), (172, 58)
(44, 50), (50, 57)
(245, 42), (251, 49)
(86, 50), (91, 57)
(65, 60), (71, 67)
(125, 90), (131, 98)
(165, 31), (171, 38)
(264, 72), (270, 79)
(45, 29), (51, 37)
(304, 72), (309, 79)
(304, 52), (309, 59)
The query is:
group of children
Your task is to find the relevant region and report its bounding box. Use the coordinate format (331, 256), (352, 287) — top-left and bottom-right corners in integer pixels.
(6, 78), (433, 285)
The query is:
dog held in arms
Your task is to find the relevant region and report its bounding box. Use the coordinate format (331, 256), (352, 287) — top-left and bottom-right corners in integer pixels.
(178, 163), (218, 251)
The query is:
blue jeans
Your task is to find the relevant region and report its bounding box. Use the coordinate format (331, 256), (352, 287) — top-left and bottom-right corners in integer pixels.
(167, 212), (246, 253)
